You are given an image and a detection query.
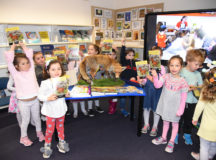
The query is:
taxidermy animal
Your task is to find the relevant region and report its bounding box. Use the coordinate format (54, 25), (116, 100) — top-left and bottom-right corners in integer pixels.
(78, 54), (122, 83)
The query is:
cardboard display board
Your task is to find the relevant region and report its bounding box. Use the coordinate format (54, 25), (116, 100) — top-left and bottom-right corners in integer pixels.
(91, 3), (163, 47)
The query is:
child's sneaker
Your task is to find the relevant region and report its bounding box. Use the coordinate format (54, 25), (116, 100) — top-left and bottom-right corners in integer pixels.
(121, 109), (129, 117)
(95, 106), (104, 113)
(20, 136), (33, 147)
(183, 133), (193, 145)
(152, 136), (167, 145)
(191, 152), (200, 160)
(149, 128), (157, 137)
(37, 131), (45, 142)
(174, 134), (179, 144)
(83, 111), (88, 116)
(40, 143), (52, 159)
(88, 109), (95, 117)
(165, 141), (174, 153)
(57, 140), (70, 153)
(73, 113), (78, 118)
(141, 125), (149, 134)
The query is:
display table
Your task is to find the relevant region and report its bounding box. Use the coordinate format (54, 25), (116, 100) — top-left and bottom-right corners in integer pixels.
(65, 84), (145, 136)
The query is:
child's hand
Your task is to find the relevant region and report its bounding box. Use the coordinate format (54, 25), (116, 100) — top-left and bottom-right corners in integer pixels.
(146, 75), (153, 82)
(192, 120), (198, 126)
(47, 94), (57, 101)
(121, 37), (126, 46)
(10, 43), (16, 51)
(130, 77), (136, 81)
(189, 85), (196, 91)
(151, 69), (157, 77)
(79, 51), (84, 57)
(65, 92), (70, 97)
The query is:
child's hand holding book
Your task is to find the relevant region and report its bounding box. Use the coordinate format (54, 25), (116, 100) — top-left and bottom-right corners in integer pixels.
(47, 94), (58, 101)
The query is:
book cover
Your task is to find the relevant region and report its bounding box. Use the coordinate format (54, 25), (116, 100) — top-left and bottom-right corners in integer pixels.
(25, 32), (40, 44)
(5, 27), (24, 45)
(135, 60), (149, 78)
(51, 75), (69, 98)
(80, 30), (91, 41)
(101, 39), (113, 54)
(148, 50), (161, 69)
(79, 44), (87, 54)
(40, 44), (54, 57)
(53, 48), (68, 71)
(67, 44), (80, 61)
(45, 56), (58, 66)
(59, 30), (67, 42)
(39, 31), (50, 43)
(74, 30), (82, 41)
(64, 30), (75, 42)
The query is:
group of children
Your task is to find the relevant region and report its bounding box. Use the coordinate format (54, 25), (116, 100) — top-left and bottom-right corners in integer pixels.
(4, 40), (216, 159)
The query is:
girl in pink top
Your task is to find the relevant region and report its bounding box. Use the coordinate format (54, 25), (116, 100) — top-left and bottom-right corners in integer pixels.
(151, 55), (188, 153)
(4, 42), (44, 147)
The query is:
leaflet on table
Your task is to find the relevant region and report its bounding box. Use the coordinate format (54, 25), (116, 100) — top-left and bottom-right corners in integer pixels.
(69, 85), (91, 97)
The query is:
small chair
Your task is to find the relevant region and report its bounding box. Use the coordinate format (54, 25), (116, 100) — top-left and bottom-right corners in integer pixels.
(0, 77), (10, 110)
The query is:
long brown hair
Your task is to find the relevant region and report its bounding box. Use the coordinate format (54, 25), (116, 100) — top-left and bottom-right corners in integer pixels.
(201, 67), (216, 102)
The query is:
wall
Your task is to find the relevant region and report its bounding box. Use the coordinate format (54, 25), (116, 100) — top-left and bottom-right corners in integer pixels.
(113, 0), (216, 11)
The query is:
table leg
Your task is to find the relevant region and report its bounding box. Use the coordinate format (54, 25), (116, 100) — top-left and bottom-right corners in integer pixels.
(137, 96), (144, 137)
(130, 96), (135, 121)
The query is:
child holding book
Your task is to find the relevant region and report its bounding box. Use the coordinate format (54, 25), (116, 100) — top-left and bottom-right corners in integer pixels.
(119, 39), (137, 117)
(151, 55), (188, 153)
(192, 67), (216, 160)
(176, 49), (205, 145)
(4, 42), (44, 147)
(38, 60), (70, 158)
(139, 46), (166, 136)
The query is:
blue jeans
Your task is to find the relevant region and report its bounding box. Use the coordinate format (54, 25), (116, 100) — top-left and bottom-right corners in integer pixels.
(119, 97), (131, 110)
(200, 137), (216, 160)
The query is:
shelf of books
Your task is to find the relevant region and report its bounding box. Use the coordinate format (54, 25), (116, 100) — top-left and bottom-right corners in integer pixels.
(0, 23), (94, 68)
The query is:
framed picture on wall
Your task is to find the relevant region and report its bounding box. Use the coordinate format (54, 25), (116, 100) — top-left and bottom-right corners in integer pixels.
(125, 12), (131, 21)
(132, 21), (141, 30)
(123, 22), (131, 30)
(132, 30), (139, 40)
(116, 12), (125, 20)
(116, 21), (122, 30)
(95, 8), (103, 17)
(131, 9), (138, 20)
(139, 8), (146, 19)
(146, 8), (154, 14)
(125, 31), (132, 39)
(140, 31), (144, 40)
(108, 19), (114, 29)
(101, 18), (107, 29)
(104, 10), (112, 19)
(94, 18), (100, 30)
(115, 31), (123, 40)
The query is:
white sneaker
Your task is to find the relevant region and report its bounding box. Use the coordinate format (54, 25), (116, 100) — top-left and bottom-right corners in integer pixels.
(73, 113), (78, 118)
(83, 111), (88, 116)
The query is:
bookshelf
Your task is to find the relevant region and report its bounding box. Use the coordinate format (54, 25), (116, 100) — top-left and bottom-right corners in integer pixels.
(0, 23), (94, 68)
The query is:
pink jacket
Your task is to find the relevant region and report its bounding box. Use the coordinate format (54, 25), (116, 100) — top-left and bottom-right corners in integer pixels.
(5, 48), (39, 99)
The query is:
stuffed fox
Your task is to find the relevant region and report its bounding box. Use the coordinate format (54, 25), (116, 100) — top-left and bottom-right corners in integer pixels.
(78, 55), (122, 83)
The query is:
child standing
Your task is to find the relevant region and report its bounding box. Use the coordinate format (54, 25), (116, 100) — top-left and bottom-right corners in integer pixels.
(33, 51), (46, 86)
(38, 60), (70, 158)
(85, 44), (104, 117)
(119, 40), (137, 117)
(176, 49), (205, 145)
(140, 46), (166, 136)
(152, 55), (188, 153)
(4, 42), (44, 146)
(192, 67), (216, 160)
(108, 48), (118, 114)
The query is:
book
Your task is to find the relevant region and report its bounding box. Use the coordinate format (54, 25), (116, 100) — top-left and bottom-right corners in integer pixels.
(148, 50), (161, 70)
(64, 30), (75, 42)
(45, 56), (58, 67)
(40, 44), (54, 57)
(67, 44), (80, 61)
(59, 30), (67, 42)
(53, 48), (68, 71)
(5, 27), (24, 45)
(101, 39), (113, 54)
(135, 60), (149, 78)
(39, 31), (50, 43)
(79, 44), (87, 54)
(73, 30), (82, 41)
(80, 30), (91, 41)
(25, 32), (40, 44)
(69, 85), (90, 97)
(51, 75), (69, 98)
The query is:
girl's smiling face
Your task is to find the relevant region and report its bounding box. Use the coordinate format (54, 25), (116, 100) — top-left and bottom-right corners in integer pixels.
(169, 58), (182, 77)
(48, 63), (62, 78)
